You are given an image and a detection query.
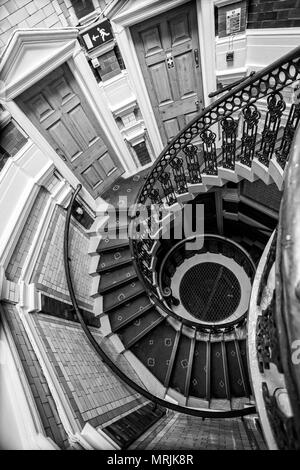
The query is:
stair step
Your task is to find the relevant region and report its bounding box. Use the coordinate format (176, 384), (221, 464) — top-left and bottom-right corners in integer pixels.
(225, 340), (249, 398)
(97, 237), (129, 253)
(130, 320), (178, 385)
(103, 280), (145, 312)
(97, 246), (132, 273)
(168, 333), (192, 397)
(119, 309), (163, 349)
(109, 294), (153, 332)
(189, 340), (208, 399)
(210, 342), (228, 399)
(99, 264), (137, 294)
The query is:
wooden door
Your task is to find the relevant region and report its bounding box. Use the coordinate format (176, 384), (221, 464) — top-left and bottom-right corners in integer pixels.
(16, 63), (124, 198)
(131, 1), (204, 145)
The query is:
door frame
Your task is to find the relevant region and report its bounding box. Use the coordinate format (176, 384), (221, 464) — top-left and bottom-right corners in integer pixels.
(0, 29), (138, 209)
(111, 0), (217, 153)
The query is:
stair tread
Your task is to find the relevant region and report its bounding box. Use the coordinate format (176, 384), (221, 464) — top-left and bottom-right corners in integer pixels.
(99, 264), (137, 293)
(97, 237), (129, 253)
(110, 294), (153, 332)
(210, 342), (227, 399)
(225, 340), (248, 397)
(189, 340), (208, 399)
(169, 333), (191, 396)
(119, 308), (163, 348)
(103, 279), (145, 312)
(131, 320), (178, 384)
(97, 246), (132, 272)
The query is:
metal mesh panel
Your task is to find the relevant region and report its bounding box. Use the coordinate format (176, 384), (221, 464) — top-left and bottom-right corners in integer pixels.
(179, 262), (241, 322)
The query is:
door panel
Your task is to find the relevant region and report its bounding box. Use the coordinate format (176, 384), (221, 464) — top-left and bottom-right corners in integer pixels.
(16, 63), (124, 198)
(131, 1), (204, 145)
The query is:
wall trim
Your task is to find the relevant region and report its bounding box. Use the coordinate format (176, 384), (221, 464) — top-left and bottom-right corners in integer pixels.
(0, 306), (59, 449)
(0, 28), (79, 101)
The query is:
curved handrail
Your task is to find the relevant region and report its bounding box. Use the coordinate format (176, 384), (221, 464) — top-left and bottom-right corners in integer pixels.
(129, 45), (300, 330)
(128, 231), (249, 334)
(135, 45), (300, 206)
(64, 184), (256, 418)
(276, 123), (300, 441)
(156, 233), (256, 329)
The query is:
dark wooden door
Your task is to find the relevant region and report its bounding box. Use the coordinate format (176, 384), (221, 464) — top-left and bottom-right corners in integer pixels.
(16, 63), (124, 198)
(131, 1), (204, 145)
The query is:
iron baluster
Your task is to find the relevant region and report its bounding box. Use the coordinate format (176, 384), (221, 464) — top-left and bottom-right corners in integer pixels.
(158, 172), (177, 206)
(200, 129), (218, 175)
(221, 116), (238, 170)
(183, 144), (202, 184)
(240, 104), (261, 166)
(256, 92), (286, 166)
(170, 156), (188, 194)
(276, 102), (300, 169)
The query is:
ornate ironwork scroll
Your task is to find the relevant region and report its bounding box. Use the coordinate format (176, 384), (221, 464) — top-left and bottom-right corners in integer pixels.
(240, 104), (261, 166)
(200, 129), (218, 174)
(158, 172), (177, 206)
(221, 116), (238, 169)
(262, 382), (299, 450)
(256, 92), (286, 166)
(183, 144), (202, 184)
(276, 102), (300, 169)
(170, 156), (188, 194)
(256, 292), (283, 374)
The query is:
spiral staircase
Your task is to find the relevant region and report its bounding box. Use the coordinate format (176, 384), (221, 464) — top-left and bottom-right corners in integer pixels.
(65, 46), (300, 449)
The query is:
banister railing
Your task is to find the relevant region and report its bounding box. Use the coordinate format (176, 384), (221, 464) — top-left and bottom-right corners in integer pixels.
(129, 45), (300, 329)
(156, 234), (256, 331)
(64, 184), (256, 418)
(247, 121), (300, 449)
(135, 46), (300, 207)
(276, 123), (300, 445)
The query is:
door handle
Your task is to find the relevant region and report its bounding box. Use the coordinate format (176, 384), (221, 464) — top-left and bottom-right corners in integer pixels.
(56, 148), (67, 162)
(194, 49), (199, 68)
(195, 97), (202, 111)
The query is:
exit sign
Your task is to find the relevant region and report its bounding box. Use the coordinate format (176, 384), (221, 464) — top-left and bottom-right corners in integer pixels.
(81, 19), (113, 51)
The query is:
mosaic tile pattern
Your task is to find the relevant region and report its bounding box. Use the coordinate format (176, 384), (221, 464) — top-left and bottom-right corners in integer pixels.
(5, 187), (49, 282)
(2, 303), (69, 448)
(36, 315), (146, 428)
(32, 206), (93, 311)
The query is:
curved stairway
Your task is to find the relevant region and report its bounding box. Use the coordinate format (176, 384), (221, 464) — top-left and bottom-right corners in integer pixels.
(87, 174), (281, 412)
(84, 48), (300, 420)
(93, 229), (252, 410)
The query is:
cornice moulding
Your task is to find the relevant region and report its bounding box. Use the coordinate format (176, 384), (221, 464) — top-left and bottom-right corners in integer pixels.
(0, 28), (79, 101)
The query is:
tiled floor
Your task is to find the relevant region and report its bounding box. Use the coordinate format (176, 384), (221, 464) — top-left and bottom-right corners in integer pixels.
(130, 411), (264, 450)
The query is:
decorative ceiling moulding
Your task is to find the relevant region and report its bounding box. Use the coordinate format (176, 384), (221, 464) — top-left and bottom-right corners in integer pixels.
(0, 28), (79, 101)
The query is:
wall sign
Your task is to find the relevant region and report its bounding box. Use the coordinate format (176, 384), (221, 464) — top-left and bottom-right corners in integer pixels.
(81, 19), (113, 51)
(226, 8), (241, 35)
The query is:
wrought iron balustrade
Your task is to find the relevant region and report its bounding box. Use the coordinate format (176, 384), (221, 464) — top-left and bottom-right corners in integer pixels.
(129, 45), (300, 326)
